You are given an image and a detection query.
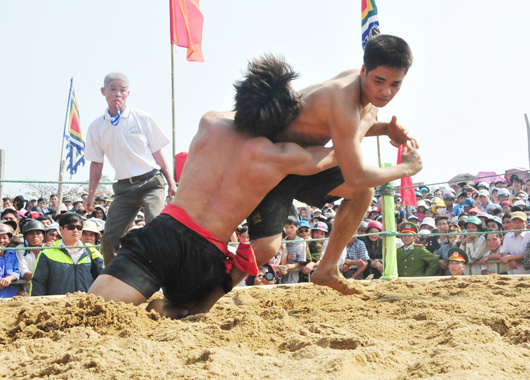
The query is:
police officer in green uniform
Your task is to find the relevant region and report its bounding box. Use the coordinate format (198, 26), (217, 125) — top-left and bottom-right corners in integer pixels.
(447, 247), (468, 276)
(397, 221), (439, 277)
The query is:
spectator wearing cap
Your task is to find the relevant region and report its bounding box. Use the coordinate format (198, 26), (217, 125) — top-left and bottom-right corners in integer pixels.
(500, 201), (512, 213)
(419, 217), (435, 232)
(498, 211), (530, 274)
(301, 221), (328, 276)
(447, 248), (468, 276)
(91, 205), (107, 221)
(512, 199), (526, 212)
(30, 213), (101, 296)
(26, 198), (38, 211)
(361, 221), (384, 279)
(0, 224), (20, 298)
(459, 216), (488, 275)
(408, 215), (420, 226)
(280, 216), (307, 284)
(434, 224), (462, 275)
(368, 207), (381, 221)
(14, 220), (46, 296)
(442, 193), (455, 216)
(416, 200), (427, 222)
(462, 198), (476, 214)
(342, 229), (369, 280)
(468, 207), (480, 217)
(397, 222), (439, 277)
(486, 216), (503, 231)
(73, 198), (84, 210)
(497, 188), (510, 204)
(296, 220), (312, 282)
(477, 182), (489, 191)
(43, 224), (61, 247)
(489, 187), (499, 204)
(480, 233), (510, 275)
(80, 220), (104, 278)
(415, 191), (422, 204)
(62, 196), (73, 211)
(477, 190), (494, 213)
(420, 187), (429, 198)
(95, 196), (107, 206)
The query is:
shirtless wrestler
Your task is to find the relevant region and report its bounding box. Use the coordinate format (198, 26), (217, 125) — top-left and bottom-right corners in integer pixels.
(88, 56), (344, 318)
(193, 34), (423, 313)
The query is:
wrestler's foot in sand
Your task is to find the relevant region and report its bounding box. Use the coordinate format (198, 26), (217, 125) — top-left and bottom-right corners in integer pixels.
(146, 298), (192, 319)
(311, 266), (363, 295)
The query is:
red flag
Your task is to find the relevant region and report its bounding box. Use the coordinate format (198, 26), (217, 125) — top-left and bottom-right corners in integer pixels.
(174, 151), (188, 182)
(397, 145), (416, 206)
(170, 0), (204, 62)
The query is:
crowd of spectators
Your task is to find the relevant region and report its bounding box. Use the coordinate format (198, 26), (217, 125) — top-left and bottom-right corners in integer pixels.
(2, 173), (530, 297)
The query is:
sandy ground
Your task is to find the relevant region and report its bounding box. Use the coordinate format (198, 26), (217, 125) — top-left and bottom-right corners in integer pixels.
(1, 275), (530, 379)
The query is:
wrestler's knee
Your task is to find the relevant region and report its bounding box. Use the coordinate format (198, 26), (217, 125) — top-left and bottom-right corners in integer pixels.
(342, 187), (374, 203)
(251, 234), (282, 266)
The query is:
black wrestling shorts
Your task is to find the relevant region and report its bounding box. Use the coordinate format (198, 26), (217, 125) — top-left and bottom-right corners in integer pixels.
(247, 166), (345, 240)
(101, 214), (233, 305)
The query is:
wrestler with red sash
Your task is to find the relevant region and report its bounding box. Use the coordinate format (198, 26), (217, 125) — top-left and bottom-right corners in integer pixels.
(88, 56), (340, 318)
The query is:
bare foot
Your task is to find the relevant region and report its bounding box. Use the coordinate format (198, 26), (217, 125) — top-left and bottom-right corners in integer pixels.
(146, 299), (190, 319)
(312, 267), (363, 295)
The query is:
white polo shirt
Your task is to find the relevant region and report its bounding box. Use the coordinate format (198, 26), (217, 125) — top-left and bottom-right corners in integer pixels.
(500, 231), (530, 255)
(85, 107), (170, 180)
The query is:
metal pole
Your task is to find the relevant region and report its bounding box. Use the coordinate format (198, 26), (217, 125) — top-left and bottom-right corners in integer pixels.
(0, 149), (5, 202)
(59, 79), (73, 196)
(524, 114), (530, 169)
(57, 160), (67, 208)
(171, 45), (177, 181)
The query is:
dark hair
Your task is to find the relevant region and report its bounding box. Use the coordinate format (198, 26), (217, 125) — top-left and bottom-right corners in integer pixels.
(58, 212), (84, 227)
(233, 54), (301, 139)
(37, 198), (44, 203)
(364, 34), (413, 74)
(37, 216), (52, 224)
(503, 212), (512, 221)
(435, 214), (449, 226)
(50, 194), (58, 198)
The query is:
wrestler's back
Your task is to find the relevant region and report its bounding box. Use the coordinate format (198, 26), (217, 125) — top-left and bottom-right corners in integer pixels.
(173, 111), (294, 242)
(275, 69), (363, 147)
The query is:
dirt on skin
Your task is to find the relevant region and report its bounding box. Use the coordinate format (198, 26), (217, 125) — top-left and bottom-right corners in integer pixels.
(1, 275), (530, 379)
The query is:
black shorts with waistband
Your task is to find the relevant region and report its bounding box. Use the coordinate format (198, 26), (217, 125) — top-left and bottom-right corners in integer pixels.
(247, 166), (345, 240)
(101, 214), (233, 305)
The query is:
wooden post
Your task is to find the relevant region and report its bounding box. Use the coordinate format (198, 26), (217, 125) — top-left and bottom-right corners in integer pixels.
(57, 160), (67, 207)
(0, 149), (5, 202)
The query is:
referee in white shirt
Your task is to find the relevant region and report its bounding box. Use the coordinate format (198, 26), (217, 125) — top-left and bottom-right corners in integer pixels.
(85, 72), (177, 265)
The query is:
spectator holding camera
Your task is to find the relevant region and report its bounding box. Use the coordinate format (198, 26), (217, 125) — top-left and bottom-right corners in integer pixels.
(245, 263), (279, 286)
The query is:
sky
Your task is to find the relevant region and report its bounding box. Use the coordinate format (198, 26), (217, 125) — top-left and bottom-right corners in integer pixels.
(1, 0), (530, 198)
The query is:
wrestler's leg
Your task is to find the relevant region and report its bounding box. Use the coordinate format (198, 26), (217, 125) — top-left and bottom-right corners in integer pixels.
(187, 234), (283, 315)
(311, 186), (373, 295)
(88, 274), (147, 306)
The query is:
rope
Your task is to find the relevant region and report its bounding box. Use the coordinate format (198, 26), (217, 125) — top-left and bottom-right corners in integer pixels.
(1, 229), (522, 251)
(0, 179), (113, 185)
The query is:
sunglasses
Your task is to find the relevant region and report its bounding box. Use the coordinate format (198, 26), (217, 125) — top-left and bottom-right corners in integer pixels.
(299, 228), (310, 233)
(65, 224), (83, 231)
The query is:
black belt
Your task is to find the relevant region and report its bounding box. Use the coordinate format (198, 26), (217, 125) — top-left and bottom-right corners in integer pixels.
(118, 169), (159, 184)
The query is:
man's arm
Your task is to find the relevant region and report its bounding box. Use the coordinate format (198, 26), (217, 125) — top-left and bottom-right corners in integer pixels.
(329, 104), (422, 189)
(152, 150), (177, 201)
(85, 162), (104, 212)
(364, 117), (419, 149)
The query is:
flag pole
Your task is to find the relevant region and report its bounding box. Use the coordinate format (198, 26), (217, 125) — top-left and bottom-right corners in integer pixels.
(171, 45), (177, 182)
(58, 78), (73, 206)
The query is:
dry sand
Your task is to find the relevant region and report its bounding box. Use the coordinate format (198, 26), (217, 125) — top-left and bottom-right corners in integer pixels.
(1, 275), (530, 379)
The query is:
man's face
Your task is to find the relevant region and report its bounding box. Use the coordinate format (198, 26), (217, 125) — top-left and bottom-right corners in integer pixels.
(511, 218), (527, 232)
(59, 221), (83, 242)
(81, 231), (97, 245)
(298, 226), (310, 240)
(41, 219), (51, 228)
(3, 199), (12, 208)
(300, 209), (308, 218)
(503, 218), (512, 230)
(479, 195), (490, 205)
(486, 221), (499, 231)
(38, 200), (47, 208)
(448, 260), (465, 276)
(312, 230), (326, 240)
(50, 196), (58, 207)
(2, 213), (18, 224)
(499, 195), (509, 203)
(487, 234), (501, 251)
(444, 199), (454, 208)
(436, 220), (449, 233)
(284, 224), (298, 239)
(360, 65), (406, 107)
(25, 230), (44, 247)
(44, 230), (60, 244)
(401, 233), (415, 245)
(101, 79), (129, 111)
(457, 196), (466, 205)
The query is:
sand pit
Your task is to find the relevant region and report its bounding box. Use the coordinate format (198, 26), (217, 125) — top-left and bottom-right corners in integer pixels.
(1, 275), (530, 379)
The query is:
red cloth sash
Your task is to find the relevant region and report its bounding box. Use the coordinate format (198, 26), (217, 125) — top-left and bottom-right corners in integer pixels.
(161, 204), (258, 276)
